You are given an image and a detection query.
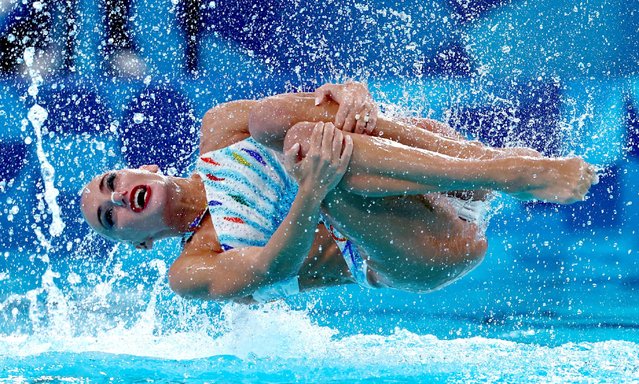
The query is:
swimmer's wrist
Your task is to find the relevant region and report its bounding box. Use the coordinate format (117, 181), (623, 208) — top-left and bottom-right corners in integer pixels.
(298, 183), (328, 203)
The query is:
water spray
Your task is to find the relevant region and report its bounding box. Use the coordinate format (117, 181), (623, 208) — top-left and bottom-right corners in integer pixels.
(23, 47), (66, 240)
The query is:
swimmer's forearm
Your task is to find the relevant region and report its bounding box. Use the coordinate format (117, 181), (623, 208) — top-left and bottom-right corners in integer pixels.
(200, 93), (322, 151)
(248, 95), (340, 150)
(200, 100), (259, 151)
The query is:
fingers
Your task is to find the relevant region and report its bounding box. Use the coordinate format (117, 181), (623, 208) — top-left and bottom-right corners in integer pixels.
(284, 142), (301, 165)
(343, 99), (376, 133)
(339, 135), (354, 171)
(365, 105), (378, 135)
(335, 104), (351, 131)
(308, 122), (324, 157)
(296, 121), (353, 193)
(319, 82), (379, 135)
(342, 108), (357, 133)
(322, 122), (335, 159)
(283, 142), (301, 178)
(353, 102), (374, 134)
(314, 84), (333, 106)
(354, 106), (367, 134)
(332, 128), (344, 159)
(350, 101), (378, 135)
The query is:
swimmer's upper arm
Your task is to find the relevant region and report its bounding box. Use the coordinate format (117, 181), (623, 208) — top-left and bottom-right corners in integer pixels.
(199, 100), (260, 153)
(248, 94), (337, 151)
(168, 246), (270, 301)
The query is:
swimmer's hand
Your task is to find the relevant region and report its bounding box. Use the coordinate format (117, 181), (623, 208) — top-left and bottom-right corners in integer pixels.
(283, 122), (353, 200)
(314, 82), (378, 135)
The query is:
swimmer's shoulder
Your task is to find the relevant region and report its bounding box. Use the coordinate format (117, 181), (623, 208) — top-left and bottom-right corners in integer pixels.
(169, 231), (261, 302)
(179, 212), (223, 258)
(200, 99), (258, 153)
(169, 215), (226, 299)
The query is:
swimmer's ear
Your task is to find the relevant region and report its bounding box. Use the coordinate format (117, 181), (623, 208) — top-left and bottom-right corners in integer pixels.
(139, 164), (160, 173)
(135, 239), (154, 250)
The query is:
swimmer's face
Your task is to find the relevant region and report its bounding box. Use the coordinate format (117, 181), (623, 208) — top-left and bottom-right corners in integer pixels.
(80, 165), (173, 249)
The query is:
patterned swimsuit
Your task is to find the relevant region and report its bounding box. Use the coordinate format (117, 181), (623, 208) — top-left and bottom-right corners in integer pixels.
(194, 137), (372, 302)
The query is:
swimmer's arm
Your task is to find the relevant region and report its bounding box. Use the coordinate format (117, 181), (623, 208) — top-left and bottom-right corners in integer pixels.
(199, 99), (260, 153)
(170, 125), (350, 301)
(248, 82), (378, 150)
(198, 94), (346, 153)
(168, 190), (325, 301)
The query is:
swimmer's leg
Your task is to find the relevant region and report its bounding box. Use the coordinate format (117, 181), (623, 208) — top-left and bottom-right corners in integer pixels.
(375, 117), (543, 159)
(372, 117), (541, 200)
(284, 122), (596, 204)
(251, 95), (539, 161)
(321, 188), (487, 292)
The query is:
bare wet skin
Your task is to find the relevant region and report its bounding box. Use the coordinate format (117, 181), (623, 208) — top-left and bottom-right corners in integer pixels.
(510, 157), (598, 204)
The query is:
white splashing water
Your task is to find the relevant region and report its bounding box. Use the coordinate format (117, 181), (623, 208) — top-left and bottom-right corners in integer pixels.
(0, 300), (637, 383)
(23, 47), (65, 238)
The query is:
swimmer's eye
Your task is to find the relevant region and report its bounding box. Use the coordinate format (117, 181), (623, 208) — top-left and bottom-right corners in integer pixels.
(106, 173), (116, 191)
(105, 207), (115, 228)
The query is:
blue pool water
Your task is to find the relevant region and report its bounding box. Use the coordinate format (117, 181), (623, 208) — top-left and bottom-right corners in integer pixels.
(2, 0), (639, 382)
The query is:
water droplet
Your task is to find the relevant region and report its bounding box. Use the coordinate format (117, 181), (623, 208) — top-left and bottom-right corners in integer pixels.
(133, 113), (145, 124)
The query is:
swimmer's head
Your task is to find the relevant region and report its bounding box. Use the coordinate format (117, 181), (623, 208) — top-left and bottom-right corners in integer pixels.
(80, 165), (176, 249)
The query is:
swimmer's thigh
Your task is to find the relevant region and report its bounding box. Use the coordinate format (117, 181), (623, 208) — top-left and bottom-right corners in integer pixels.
(321, 190), (487, 292)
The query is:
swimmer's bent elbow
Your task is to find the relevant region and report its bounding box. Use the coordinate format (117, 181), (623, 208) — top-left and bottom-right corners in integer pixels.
(248, 98), (295, 147)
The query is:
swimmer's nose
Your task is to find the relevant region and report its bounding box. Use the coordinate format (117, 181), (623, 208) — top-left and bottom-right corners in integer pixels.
(111, 191), (129, 207)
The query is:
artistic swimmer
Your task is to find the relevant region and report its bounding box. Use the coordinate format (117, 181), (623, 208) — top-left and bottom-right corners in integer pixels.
(80, 82), (598, 302)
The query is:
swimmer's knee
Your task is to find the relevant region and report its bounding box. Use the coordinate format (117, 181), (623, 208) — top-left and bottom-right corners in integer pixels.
(283, 122), (316, 156)
(248, 98), (297, 146)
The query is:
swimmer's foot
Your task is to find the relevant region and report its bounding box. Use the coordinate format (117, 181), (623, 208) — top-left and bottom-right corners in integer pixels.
(509, 157), (599, 204)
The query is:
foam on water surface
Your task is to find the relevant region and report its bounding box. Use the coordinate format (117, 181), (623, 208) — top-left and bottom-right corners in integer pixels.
(1, 264), (638, 382)
(0, 303), (637, 382)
